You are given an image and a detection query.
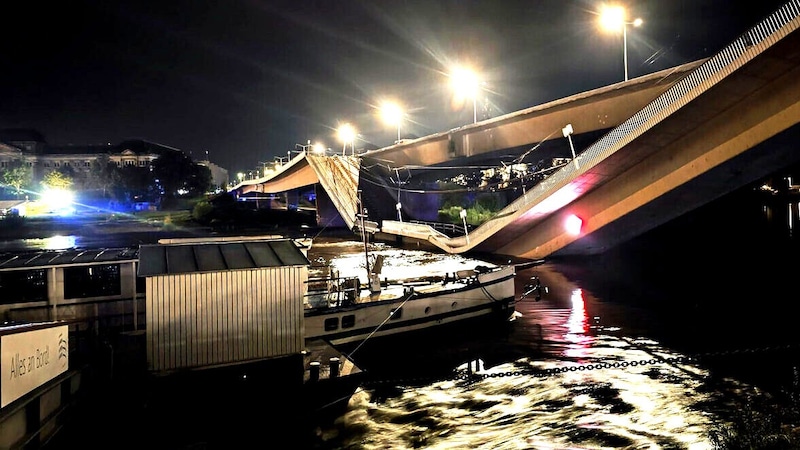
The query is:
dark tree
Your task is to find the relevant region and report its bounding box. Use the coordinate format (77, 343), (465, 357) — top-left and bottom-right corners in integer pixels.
(117, 165), (155, 202)
(87, 155), (122, 199)
(150, 150), (195, 198)
(186, 164), (212, 197)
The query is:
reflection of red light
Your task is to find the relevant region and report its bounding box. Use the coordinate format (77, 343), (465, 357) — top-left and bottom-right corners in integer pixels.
(565, 288), (590, 360)
(565, 214), (583, 235)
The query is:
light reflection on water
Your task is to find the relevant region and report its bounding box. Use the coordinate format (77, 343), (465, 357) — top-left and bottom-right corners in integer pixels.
(311, 240), (493, 283)
(21, 235), (78, 250)
(307, 238), (764, 450)
(331, 339), (724, 449)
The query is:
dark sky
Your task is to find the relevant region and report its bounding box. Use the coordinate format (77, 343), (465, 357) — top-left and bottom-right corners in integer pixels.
(1, 0), (790, 175)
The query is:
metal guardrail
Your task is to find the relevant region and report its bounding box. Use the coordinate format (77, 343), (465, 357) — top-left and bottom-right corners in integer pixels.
(410, 220), (473, 237)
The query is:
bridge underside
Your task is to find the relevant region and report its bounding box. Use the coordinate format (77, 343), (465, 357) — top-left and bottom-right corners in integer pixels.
(381, 10), (800, 259)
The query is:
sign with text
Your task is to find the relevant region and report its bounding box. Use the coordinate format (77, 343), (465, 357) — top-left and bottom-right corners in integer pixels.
(1, 325), (69, 408)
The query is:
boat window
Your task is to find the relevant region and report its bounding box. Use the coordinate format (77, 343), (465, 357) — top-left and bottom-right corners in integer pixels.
(424, 307), (431, 314)
(324, 317), (339, 331)
(64, 264), (121, 299)
(0, 269), (47, 304)
(342, 315), (355, 328)
(390, 307), (402, 320)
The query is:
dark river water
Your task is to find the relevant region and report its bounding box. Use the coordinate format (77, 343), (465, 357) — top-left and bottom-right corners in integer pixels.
(7, 184), (800, 449)
(298, 187), (800, 449)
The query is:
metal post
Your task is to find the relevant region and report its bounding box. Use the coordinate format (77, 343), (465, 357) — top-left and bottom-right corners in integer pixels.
(623, 23), (629, 81)
(562, 124), (579, 169)
(359, 191), (370, 274)
(460, 208), (470, 244)
(329, 357), (340, 378)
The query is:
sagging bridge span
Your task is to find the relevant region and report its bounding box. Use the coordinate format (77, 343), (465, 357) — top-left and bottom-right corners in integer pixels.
(231, 1), (800, 261)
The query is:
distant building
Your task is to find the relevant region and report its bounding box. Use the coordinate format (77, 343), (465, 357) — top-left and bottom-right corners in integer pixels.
(0, 129), (228, 188)
(198, 159), (229, 191)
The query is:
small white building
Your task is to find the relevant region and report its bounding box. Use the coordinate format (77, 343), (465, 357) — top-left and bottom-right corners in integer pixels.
(137, 237), (310, 373)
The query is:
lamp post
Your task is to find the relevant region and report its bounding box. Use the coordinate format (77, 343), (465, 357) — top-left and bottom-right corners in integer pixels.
(450, 67), (480, 124)
(380, 101), (403, 143)
(337, 123), (356, 155)
(599, 5), (642, 81)
(562, 123), (579, 169)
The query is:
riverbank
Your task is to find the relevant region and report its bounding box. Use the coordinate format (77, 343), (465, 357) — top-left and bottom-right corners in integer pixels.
(0, 210), (353, 250)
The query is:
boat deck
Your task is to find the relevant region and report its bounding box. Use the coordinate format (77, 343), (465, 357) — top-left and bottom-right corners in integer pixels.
(304, 270), (485, 310)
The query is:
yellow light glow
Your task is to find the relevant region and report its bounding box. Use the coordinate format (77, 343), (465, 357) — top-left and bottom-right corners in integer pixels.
(337, 123), (356, 143)
(599, 4), (625, 31)
(380, 101), (403, 127)
(450, 67), (479, 99)
(599, 4), (641, 30)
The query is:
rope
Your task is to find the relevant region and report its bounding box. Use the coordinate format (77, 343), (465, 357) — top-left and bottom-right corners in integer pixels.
(344, 290), (416, 361)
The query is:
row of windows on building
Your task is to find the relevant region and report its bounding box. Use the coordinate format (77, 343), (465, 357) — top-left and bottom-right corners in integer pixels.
(0, 159), (151, 169)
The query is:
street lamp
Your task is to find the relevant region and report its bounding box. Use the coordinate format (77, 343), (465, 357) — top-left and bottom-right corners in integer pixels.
(312, 142), (326, 155)
(380, 101), (403, 143)
(337, 123), (356, 155)
(599, 5), (642, 81)
(449, 67), (480, 124)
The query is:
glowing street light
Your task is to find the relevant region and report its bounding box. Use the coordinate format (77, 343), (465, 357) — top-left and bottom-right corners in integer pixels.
(312, 142), (326, 154)
(380, 101), (403, 143)
(337, 123), (357, 155)
(599, 5), (642, 81)
(449, 67), (480, 124)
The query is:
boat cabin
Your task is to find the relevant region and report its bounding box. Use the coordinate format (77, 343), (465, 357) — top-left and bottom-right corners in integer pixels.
(137, 237), (310, 373)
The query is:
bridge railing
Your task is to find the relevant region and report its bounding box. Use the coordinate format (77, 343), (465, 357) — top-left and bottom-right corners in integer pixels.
(409, 220), (474, 237)
(491, 0), (800, 242)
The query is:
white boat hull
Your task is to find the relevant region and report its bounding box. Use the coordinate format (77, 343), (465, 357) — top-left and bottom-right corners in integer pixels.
(304, 265), (516, 346)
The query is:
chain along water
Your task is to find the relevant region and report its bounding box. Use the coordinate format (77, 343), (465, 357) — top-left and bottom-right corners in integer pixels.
(299, 191), (800, 449)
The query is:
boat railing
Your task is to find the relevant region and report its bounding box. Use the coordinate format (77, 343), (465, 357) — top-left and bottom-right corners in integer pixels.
(305, 275), (361, 308)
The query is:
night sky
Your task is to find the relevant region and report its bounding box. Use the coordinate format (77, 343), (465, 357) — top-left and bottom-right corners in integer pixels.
(1, 0), (790, 174)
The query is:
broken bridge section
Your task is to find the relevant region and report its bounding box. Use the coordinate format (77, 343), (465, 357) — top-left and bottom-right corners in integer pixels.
(306, 155), (361, 230)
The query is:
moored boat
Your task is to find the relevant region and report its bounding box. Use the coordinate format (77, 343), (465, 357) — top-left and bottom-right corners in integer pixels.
(303, 254), (546, 348)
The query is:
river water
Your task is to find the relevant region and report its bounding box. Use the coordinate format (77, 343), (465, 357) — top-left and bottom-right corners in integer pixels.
(298, 187), (800, 449)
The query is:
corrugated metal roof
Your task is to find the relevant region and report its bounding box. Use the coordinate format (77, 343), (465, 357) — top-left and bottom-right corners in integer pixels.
(137, 238), (309, 277)
(0, 247), (139, 270)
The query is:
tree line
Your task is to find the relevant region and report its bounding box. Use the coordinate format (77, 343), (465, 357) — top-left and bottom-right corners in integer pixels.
(0, 150), (213, 209)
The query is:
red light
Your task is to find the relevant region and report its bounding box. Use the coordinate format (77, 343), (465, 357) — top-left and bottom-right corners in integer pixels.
(565, 214), (583, 235)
